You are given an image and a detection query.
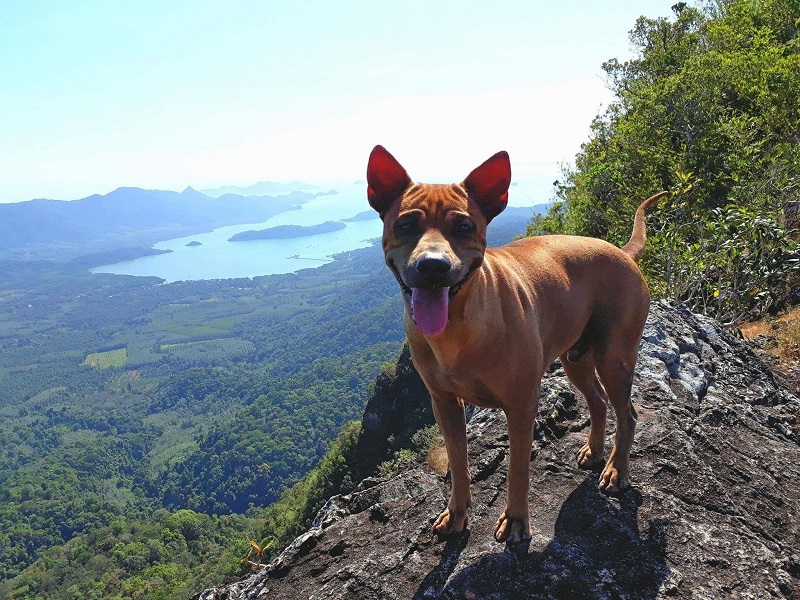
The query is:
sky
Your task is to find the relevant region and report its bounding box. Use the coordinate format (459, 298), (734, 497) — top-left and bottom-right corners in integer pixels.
(0, 0), (674, 203)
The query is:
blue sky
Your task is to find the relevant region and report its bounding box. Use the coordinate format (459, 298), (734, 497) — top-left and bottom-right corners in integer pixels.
(0, 0), (673, 202)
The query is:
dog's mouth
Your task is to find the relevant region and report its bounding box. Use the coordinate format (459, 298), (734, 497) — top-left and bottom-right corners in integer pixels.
(388, 262), (477, 337)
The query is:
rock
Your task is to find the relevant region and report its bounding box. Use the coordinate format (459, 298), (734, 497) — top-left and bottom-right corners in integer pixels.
(197, 301), (800, 599)
(361, 343), (430, 435)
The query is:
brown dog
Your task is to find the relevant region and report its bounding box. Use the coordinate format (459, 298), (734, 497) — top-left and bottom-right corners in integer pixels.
(367, 145), (665, 543)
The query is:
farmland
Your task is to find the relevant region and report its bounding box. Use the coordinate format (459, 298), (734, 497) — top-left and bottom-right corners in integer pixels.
(84, 348), (127, 369)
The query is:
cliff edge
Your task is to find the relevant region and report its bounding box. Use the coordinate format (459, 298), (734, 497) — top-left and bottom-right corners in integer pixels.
(198, 301), (800, 599)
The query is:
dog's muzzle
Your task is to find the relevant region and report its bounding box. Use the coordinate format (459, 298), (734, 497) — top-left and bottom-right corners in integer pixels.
(389, 259), (479, 337)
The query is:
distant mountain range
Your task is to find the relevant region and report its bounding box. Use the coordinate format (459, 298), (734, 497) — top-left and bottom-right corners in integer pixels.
(0, 174), (549, 264)
(201, 180), (317, 198)
(0, 186), (314, 261)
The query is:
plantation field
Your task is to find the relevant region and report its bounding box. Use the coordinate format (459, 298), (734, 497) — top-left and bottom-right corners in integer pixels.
(160, 338), (256, 364)
(84, 348), (127, 369)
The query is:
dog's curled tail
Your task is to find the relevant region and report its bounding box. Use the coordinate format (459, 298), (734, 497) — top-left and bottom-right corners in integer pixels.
(621, 191), (668, 262)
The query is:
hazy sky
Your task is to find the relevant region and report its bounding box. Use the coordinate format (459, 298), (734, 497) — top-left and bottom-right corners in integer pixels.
(0, 0), (673, 202)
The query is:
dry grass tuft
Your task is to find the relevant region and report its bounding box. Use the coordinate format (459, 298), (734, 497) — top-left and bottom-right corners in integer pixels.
(739, 307), (800, 392)
(427, 445), (449, 476)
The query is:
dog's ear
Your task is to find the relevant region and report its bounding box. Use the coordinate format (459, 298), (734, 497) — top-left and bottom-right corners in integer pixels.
(463, 151), (511, 223)
(367, 145), (412, 217)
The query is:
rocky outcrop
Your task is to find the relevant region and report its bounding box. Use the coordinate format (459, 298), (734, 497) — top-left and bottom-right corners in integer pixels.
(361, 343), (431, 436)
(198, 301), (800, 599)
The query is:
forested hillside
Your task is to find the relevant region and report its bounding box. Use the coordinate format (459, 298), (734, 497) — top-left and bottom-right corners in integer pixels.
(0, 244), (404, 597)
(530, 0), (800, 324)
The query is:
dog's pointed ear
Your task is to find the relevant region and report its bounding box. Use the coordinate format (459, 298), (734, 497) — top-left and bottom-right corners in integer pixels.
(367, 145), (411, 217)
(463, 151), (511, 223)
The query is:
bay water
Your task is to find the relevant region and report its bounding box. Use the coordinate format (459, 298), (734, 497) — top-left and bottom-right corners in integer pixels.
(90, 180), (551, 282)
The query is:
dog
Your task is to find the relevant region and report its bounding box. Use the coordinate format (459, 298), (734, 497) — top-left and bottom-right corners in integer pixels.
(366, 145), (665, 543)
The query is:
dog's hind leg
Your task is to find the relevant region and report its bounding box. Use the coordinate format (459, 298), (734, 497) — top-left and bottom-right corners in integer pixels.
(594, 342), (640, 493)
(561, 350), (608, 468)
(431, 393), (471, 535)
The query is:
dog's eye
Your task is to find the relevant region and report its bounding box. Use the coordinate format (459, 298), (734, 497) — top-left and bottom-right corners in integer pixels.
(455, 221), (474, 236)
(395, 221), (416, 235)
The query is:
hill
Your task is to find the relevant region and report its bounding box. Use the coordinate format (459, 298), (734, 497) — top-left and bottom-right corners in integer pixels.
(198, 301), (800, 599)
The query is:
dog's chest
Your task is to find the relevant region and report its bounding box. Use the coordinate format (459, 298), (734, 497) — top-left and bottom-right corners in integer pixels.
(412, 340), (504, 409)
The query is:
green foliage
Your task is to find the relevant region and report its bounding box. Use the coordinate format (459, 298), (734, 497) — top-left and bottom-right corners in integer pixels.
(0, 509), (253, 600)
(650, 204), (800, 324)
(160, 338), (256, 366)
(529, 0), (800, 323)
(255, 420), (363, 558)
(152, 344), (398, 515)
(376, 448), (416, 478)
(0, 246), (404, 590)
(409, 423), (445, 456)
(250, 344), (436, 563)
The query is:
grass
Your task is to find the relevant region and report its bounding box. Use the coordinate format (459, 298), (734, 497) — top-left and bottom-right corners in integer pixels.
(84, 348), (127, 369)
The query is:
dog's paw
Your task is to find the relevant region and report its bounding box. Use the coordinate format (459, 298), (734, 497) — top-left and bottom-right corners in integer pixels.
(432, 507), (468, 536)
(576, 443), (604, 469)
(493, 511), (531, 543)
(598, 461), (630, 494)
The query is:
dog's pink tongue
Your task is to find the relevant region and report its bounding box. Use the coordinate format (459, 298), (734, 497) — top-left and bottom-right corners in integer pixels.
(411, 287), (449, 336)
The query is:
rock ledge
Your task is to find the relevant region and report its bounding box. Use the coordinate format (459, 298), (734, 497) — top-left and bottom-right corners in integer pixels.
(198, 302), (800, 599)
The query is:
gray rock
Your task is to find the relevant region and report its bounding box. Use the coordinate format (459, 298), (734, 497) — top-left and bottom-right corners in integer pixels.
(197, 301), (800, 599)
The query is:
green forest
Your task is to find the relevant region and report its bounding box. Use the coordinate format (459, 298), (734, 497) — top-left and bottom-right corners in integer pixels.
(0, 244), (407, 597)
(1, 0), (798, 597)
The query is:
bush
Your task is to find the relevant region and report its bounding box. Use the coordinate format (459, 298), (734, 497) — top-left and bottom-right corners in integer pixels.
(649, 204), (800, 324)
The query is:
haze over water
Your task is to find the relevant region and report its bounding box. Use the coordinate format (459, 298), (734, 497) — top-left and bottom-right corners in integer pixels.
(90, 180), (550, 282)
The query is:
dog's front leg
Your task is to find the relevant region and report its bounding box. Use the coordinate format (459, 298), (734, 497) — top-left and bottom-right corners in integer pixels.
(431, 393), (471, 535)
(494, 401), (537, 543)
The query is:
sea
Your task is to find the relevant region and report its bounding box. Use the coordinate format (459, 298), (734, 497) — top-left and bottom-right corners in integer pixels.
(90, 180), (553, 282)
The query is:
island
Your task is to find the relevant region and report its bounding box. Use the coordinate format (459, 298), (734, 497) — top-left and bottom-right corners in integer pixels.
(185, 241), (203, 247)
(341, 210), (379, 222)
(228, 220), (346, 242)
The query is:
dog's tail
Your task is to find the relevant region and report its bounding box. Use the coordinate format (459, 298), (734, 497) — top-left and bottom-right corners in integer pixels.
(621, 191), (668, 262)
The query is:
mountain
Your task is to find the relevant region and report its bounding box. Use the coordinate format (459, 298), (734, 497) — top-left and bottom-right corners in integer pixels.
(201, 181), (317, 198)
(198, 301), (800, 599)
(0, 187), (312, 261)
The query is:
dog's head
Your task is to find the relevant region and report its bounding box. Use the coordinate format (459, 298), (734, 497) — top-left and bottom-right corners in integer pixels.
(366, 145), (511, 336)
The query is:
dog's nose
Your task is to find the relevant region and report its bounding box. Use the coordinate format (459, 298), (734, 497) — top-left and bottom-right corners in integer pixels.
(416, 257), (451, 275)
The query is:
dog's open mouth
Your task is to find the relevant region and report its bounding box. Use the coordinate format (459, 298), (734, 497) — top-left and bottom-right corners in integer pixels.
(389, 261), (477, 337)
